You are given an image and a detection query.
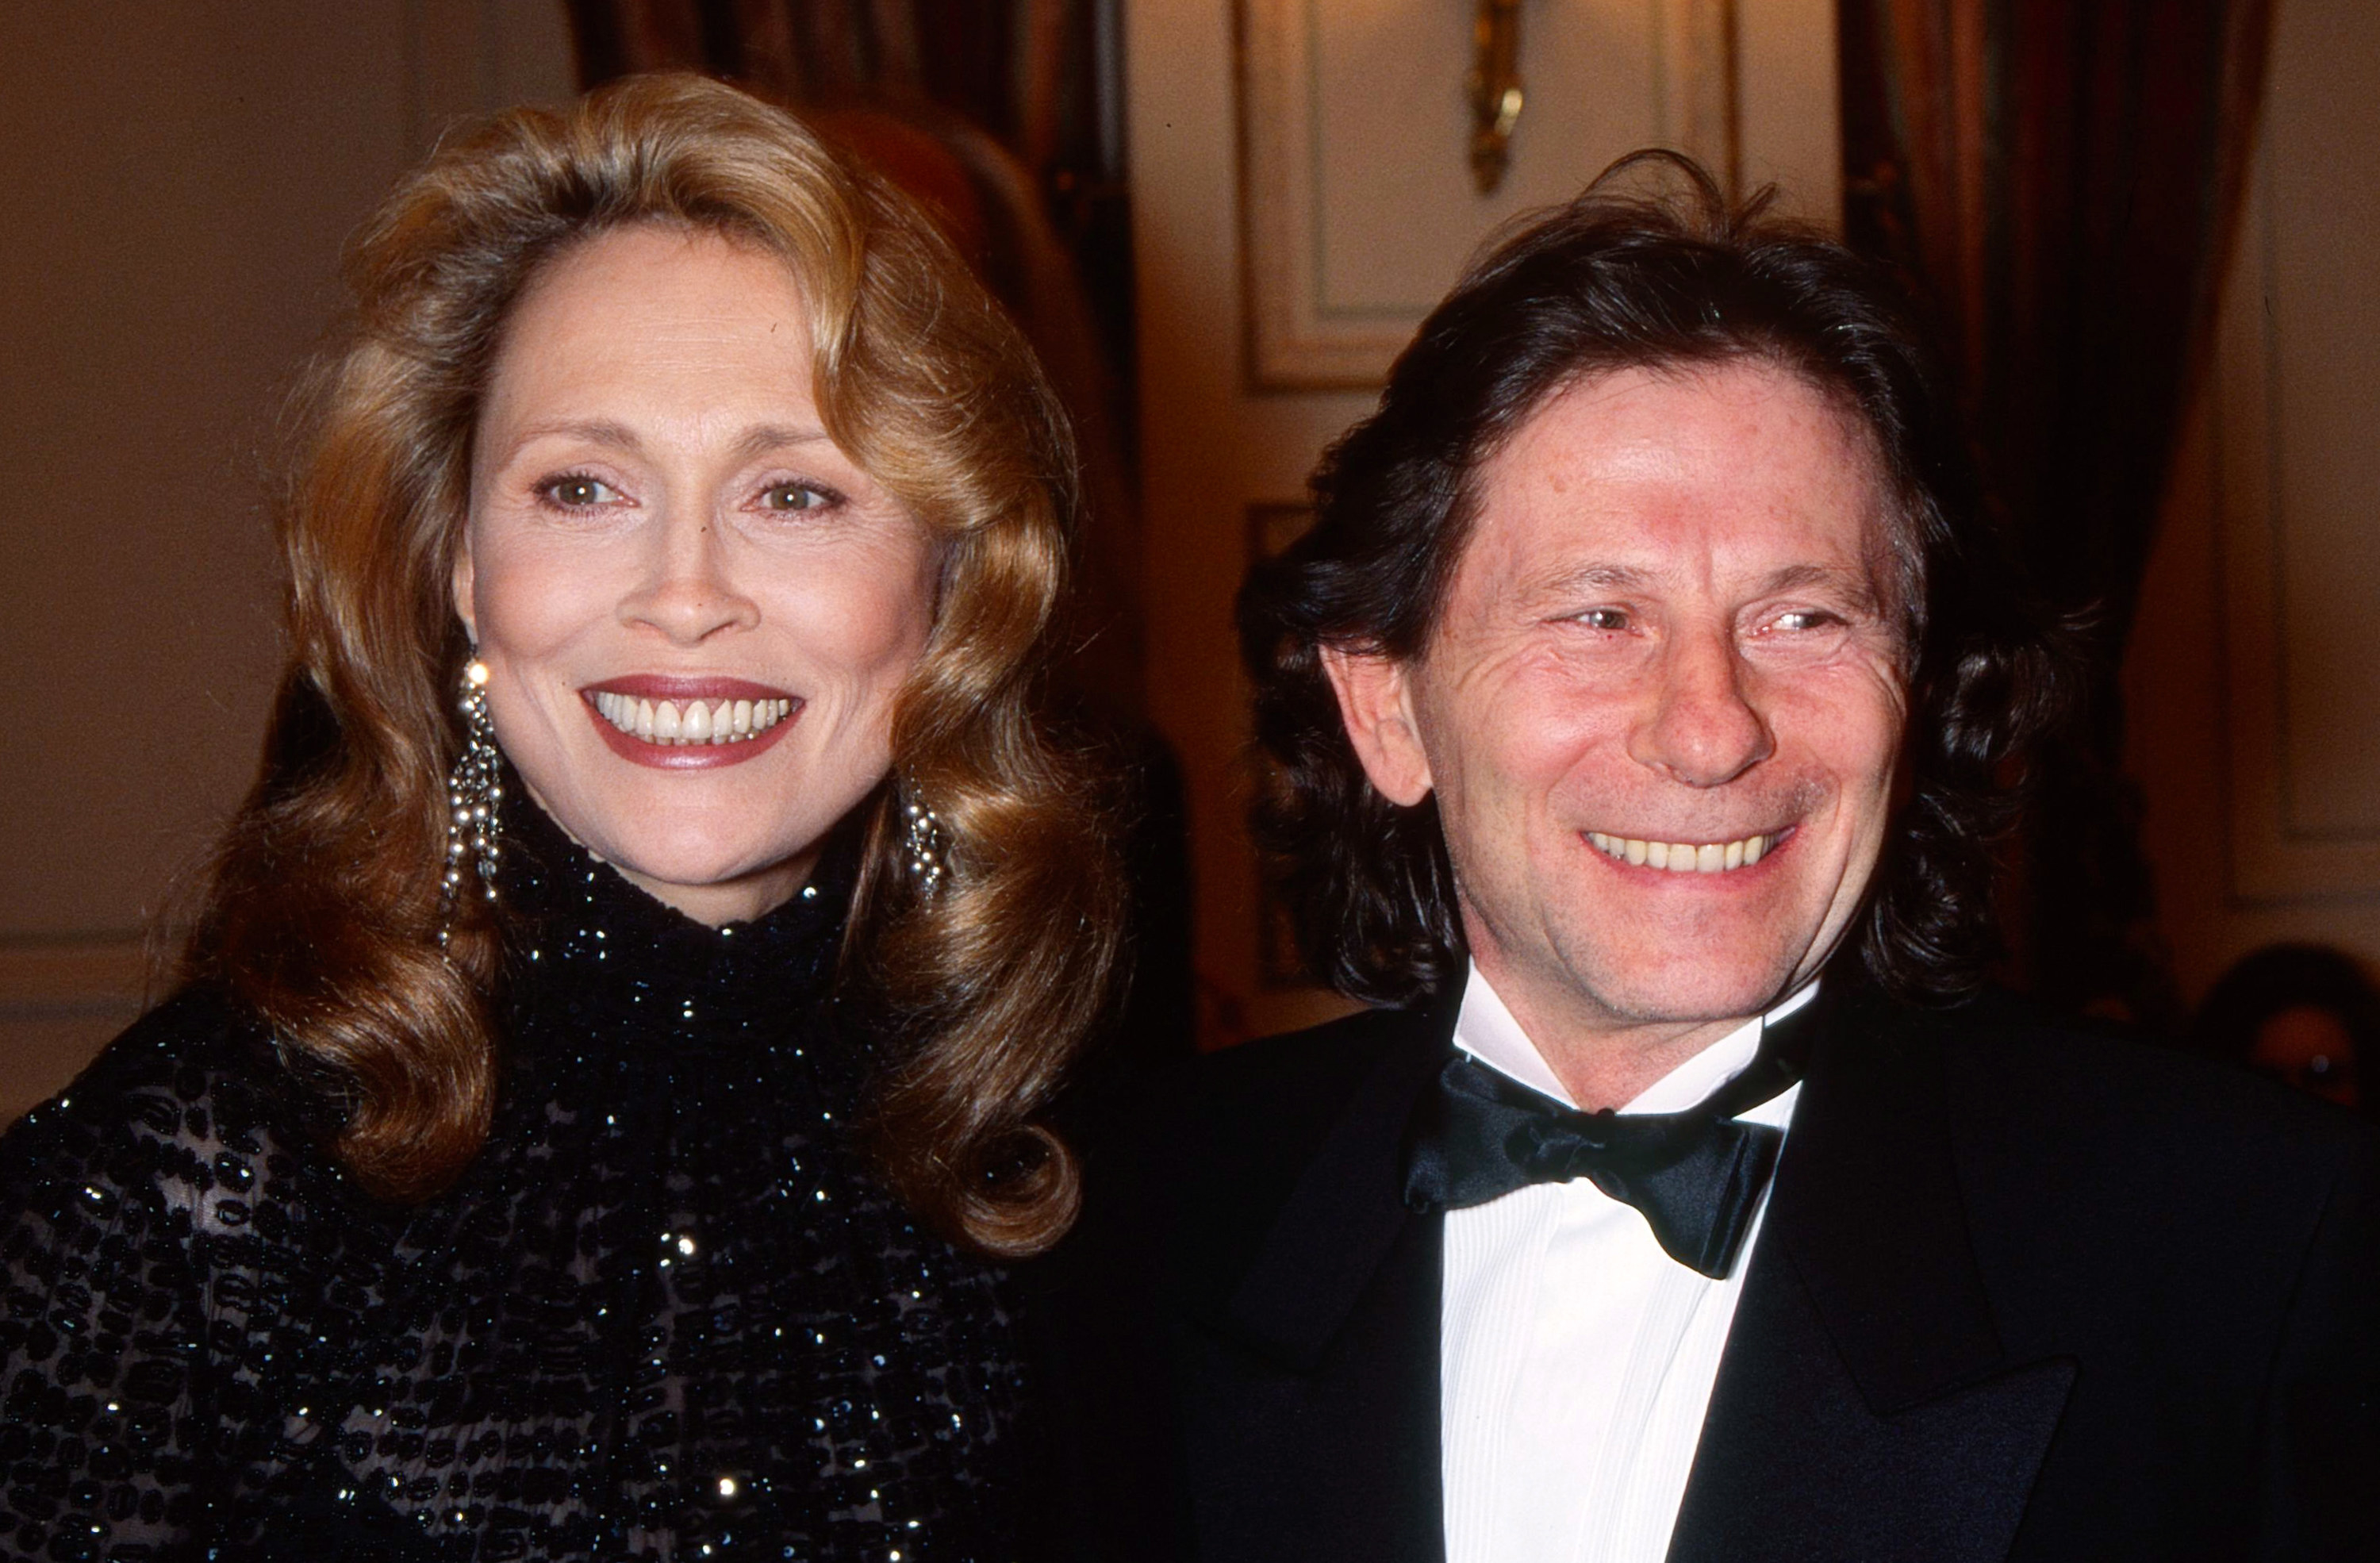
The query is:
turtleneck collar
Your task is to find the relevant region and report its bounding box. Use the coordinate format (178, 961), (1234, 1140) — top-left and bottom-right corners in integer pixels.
(491, 779), (868, 1042)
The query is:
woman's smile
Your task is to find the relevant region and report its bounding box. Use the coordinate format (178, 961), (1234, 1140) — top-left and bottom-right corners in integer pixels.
(582, 674), (801, 769)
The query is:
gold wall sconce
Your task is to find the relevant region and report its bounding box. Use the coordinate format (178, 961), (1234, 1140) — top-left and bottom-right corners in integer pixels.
(1468, 0), (1524, 193)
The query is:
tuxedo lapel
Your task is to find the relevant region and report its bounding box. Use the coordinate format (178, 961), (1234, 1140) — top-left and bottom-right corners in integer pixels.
(1668, 991), (2075, 1563)
(1212, 1004), (1449, 1369)
(1181, 1002), (1453, 1563)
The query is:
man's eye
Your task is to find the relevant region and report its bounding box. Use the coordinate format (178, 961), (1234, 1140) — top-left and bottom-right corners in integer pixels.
(1573, 609), (1630, 632)
(1772, 609), (1841, 632)
(759, 482), (835, 513)
(538, 474), (620, 509)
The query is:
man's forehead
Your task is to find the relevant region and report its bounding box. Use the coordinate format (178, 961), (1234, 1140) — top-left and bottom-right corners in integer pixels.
(1490, 363), (1884, 490)
(1453, 363), (1901, 607)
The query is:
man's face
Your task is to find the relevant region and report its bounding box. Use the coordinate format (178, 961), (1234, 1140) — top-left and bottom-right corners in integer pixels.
(1327, 362), (1909, 1041)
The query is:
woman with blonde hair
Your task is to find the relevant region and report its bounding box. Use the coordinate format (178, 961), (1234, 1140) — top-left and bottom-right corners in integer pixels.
(0, 74), (1117, 1559)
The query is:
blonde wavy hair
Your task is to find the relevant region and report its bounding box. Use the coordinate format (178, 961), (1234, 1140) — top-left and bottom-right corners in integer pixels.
(186, 73), (1123, 1258)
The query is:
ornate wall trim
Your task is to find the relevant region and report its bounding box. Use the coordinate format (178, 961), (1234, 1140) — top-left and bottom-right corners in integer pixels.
(1236, 0), (1741, 389)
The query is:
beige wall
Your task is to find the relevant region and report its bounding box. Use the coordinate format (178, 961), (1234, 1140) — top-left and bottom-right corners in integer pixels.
(0, 2), (574, 1118)
(2128, 0), (2380, 1004)
(1126, 0), (1840, 1044)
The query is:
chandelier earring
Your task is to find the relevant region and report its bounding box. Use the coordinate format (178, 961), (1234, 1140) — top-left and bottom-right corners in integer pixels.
(902, 776), (946, 896)
(441, 657), (503, 945)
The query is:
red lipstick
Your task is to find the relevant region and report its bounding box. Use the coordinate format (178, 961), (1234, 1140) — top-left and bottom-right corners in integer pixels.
(582, 678), (800, 771)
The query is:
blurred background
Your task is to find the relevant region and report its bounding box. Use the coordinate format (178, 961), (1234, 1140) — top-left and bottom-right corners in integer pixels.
(4, 0), (2376, 1117)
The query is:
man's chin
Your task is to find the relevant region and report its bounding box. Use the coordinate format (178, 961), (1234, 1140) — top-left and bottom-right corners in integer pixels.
(1565, 954), (1810, 1031)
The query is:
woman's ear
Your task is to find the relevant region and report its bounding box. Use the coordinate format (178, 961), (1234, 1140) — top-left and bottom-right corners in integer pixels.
(1319, 645), (1434, 807)
(451, 535), (478, 645)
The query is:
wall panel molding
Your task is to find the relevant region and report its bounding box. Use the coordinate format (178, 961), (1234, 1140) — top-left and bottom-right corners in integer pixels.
(0, 937), (150, 1121)
(2214, 90), (2380, 903)
(0, 0), (575, 1119)
(1236, 0), (1745, 388)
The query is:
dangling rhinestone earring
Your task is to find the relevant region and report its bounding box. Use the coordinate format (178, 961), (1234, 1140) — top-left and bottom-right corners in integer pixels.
(440, 658), (503, 945)
(902, 777), (946, 896)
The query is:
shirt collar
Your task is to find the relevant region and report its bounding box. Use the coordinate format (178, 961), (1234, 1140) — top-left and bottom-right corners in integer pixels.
(1454, 958), (1818, 1117)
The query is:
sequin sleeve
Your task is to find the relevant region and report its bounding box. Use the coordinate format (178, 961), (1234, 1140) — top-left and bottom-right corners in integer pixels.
(0, 990), (350, 1558)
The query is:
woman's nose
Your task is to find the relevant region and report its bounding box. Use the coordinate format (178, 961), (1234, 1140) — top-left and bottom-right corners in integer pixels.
(616, 513), (761, 643)
(1626, 628), (1774, 787)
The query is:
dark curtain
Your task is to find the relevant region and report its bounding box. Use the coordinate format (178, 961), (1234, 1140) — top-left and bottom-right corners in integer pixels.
(566, 1), (1107, 175)
(1841, 0), (2273, 1024)
(563, 1), (1132, 418)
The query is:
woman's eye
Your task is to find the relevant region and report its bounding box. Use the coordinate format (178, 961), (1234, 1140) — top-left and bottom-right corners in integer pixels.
(759, 482), (835, 513)
(538, 474), (620, 509)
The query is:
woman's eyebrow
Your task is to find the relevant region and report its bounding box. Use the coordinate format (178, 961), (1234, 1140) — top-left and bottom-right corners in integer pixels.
(728, 423), (834, 462)
(501, 417), (643, 455)
(495, 421), (835, 462)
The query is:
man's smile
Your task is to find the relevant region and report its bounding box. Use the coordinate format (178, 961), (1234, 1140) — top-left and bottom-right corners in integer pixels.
(1583, 826), (1792, 874)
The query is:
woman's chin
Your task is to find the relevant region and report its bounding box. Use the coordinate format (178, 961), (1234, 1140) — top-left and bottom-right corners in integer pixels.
(533, 774), (839, 875)
(601, 847), (816, 924)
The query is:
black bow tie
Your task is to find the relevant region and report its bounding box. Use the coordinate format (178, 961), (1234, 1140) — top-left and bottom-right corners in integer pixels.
(1399, 1002), (1815, 1279)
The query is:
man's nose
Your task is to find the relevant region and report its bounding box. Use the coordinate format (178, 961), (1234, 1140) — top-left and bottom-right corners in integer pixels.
(616, 510), (761, 644)
(1627, 628), (1774, 787)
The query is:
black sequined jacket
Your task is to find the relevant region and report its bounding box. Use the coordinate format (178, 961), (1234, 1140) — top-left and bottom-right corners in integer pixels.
(0, 802), (1032, 1561)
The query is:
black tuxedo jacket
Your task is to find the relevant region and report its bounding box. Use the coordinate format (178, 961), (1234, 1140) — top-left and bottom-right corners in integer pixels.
(1031, 985), (2380, 1561)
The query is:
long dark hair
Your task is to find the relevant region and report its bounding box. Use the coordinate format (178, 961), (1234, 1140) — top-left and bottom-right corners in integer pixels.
(1240, 154), (2075, 1008)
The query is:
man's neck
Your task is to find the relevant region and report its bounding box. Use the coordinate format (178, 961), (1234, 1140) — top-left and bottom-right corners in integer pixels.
(1468, 958), (1767, 1112)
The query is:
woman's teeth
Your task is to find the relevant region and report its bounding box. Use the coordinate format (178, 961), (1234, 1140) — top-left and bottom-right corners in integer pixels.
(593, 693), (793, 746)
(1587, 831), (1775, 873)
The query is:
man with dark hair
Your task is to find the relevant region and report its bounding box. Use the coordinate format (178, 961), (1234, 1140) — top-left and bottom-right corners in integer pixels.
(1038, 161), (2379, 1561)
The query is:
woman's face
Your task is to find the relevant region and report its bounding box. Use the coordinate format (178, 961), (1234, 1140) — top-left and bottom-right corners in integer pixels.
(456, 225), (938, 926)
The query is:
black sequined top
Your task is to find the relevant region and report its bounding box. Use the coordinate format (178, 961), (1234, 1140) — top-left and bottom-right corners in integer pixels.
(0, 801), (1033, 1561)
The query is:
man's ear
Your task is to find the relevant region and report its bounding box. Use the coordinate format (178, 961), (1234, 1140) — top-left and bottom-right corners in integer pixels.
(451, 534), (478, 646)
(1319, 645), (1434, 807)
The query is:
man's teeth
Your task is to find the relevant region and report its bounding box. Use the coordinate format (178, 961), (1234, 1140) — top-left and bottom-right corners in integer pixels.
(1587, 831), (1775, 874)
(592, 692), (794, 746)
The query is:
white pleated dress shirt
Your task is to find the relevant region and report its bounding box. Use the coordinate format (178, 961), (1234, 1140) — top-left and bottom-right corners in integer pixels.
(1440, 964), (1814, 1563)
